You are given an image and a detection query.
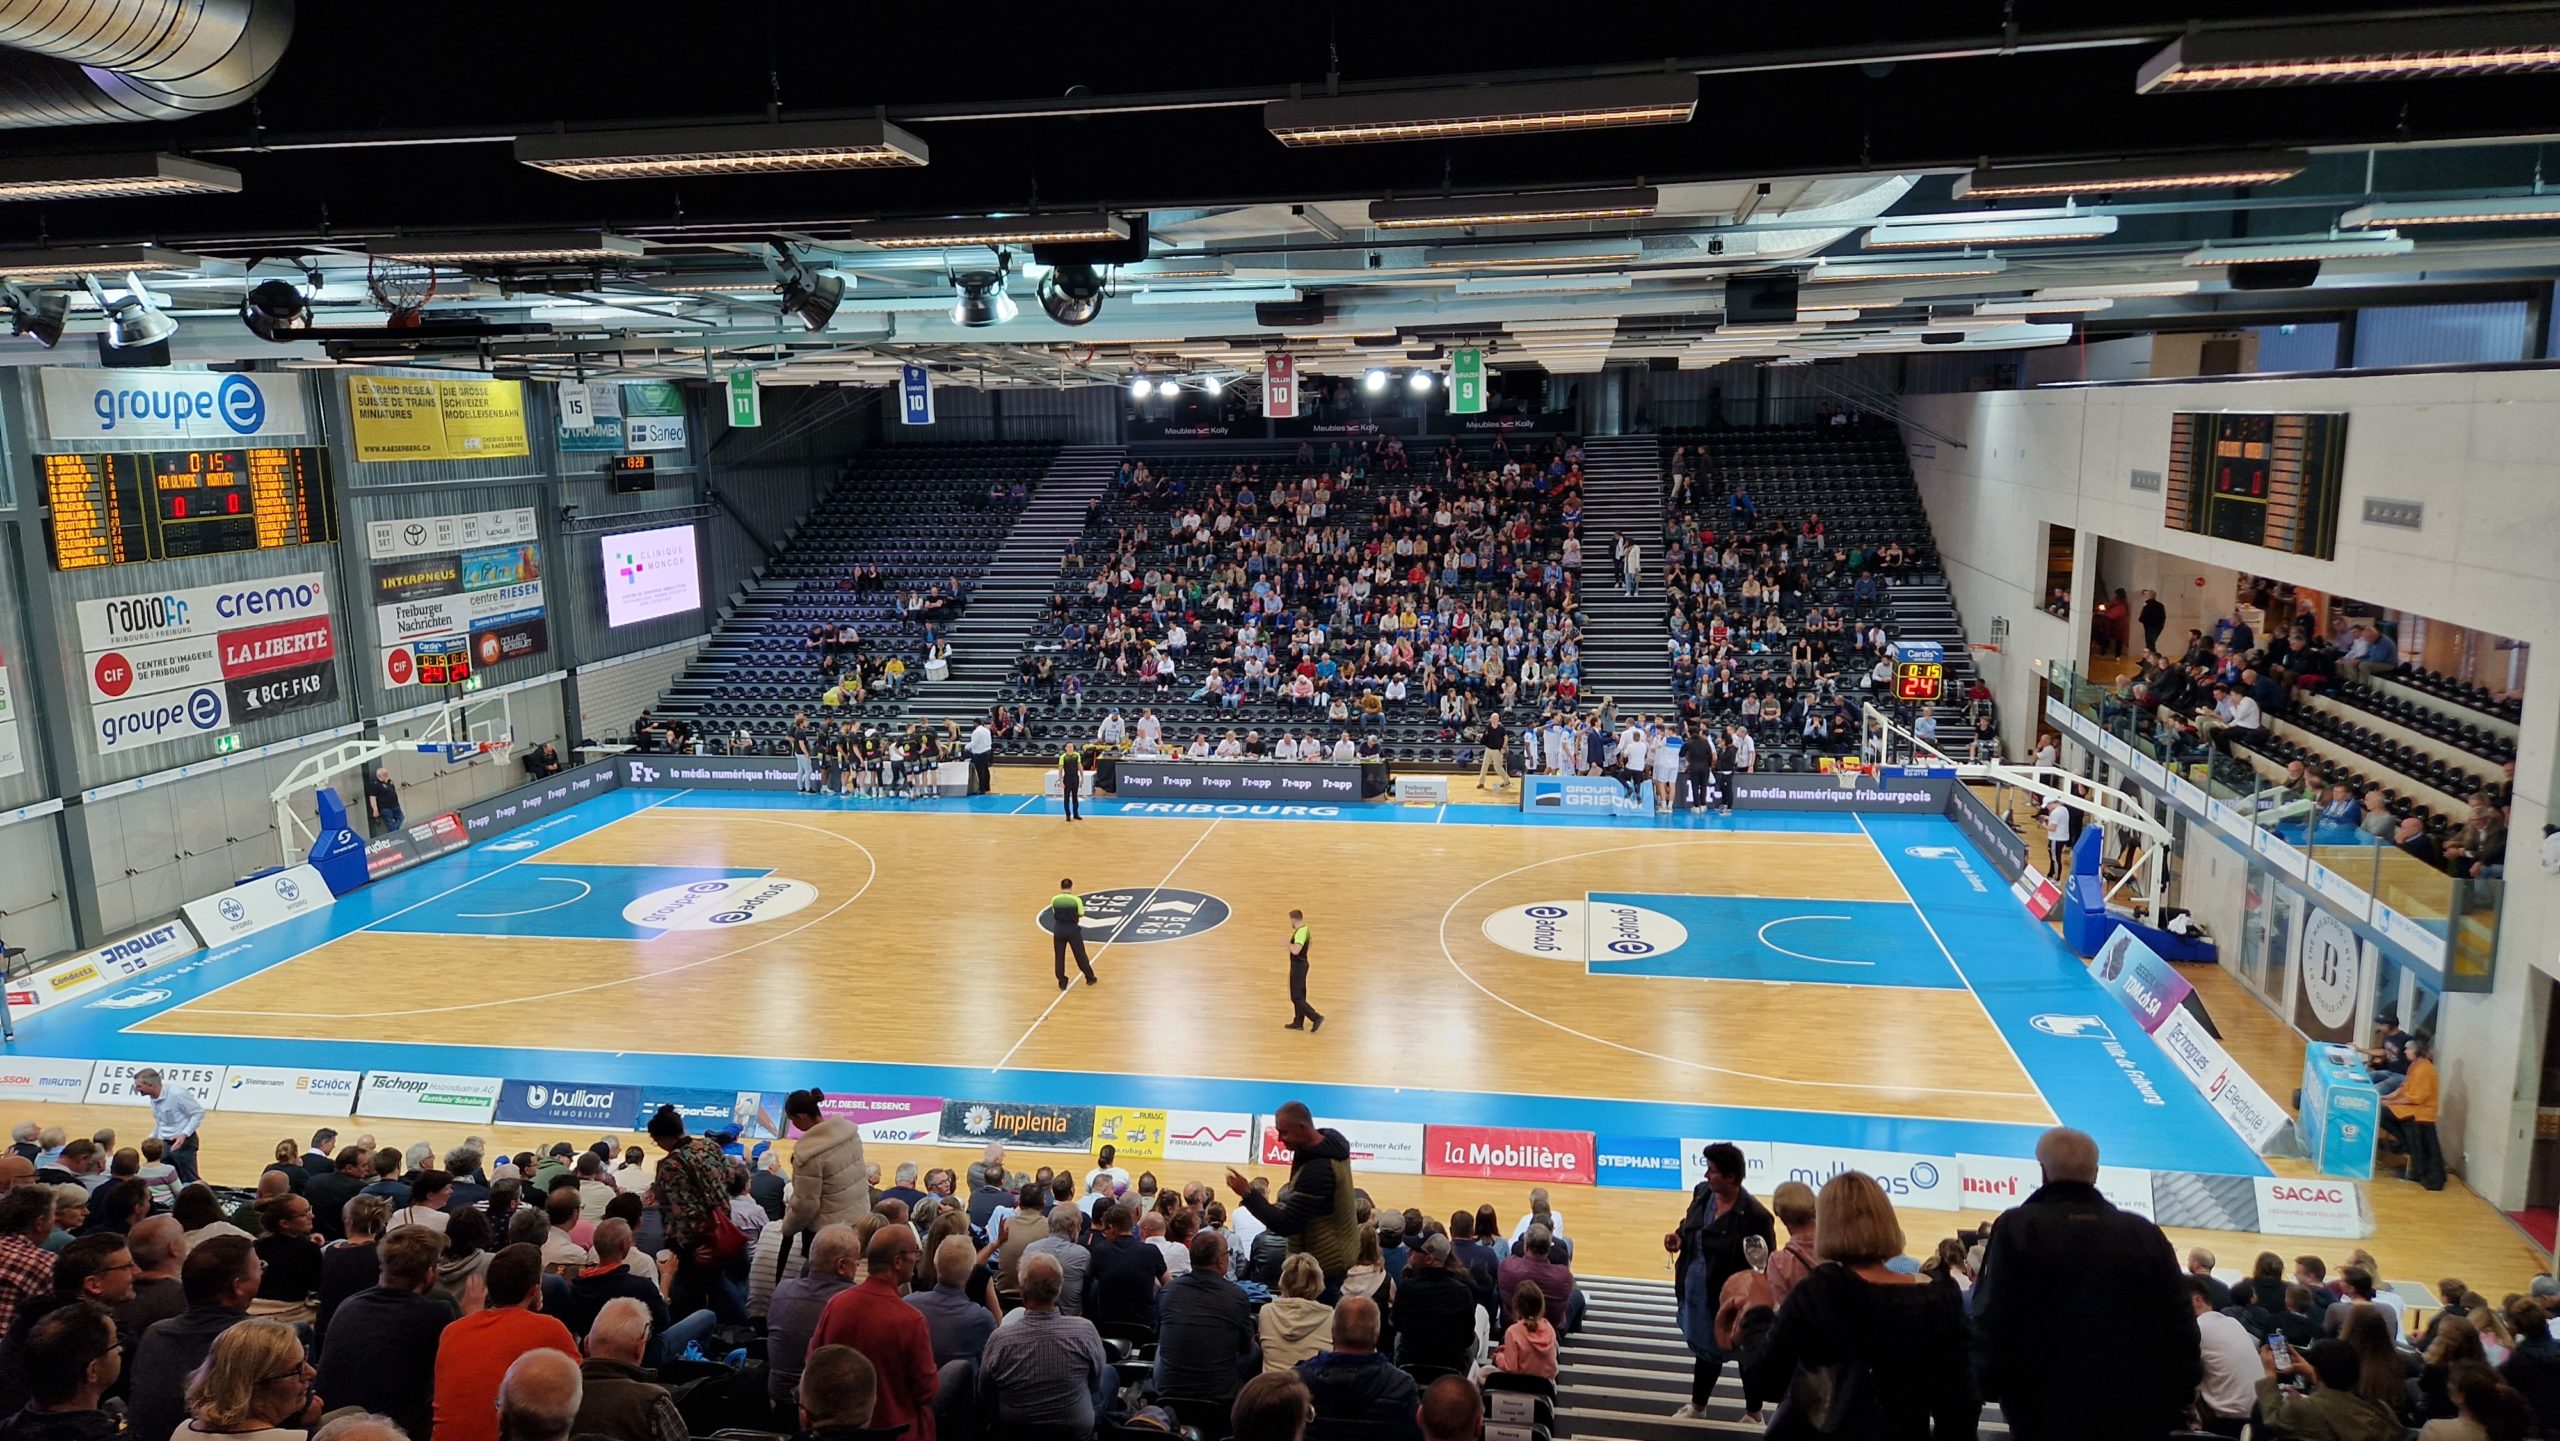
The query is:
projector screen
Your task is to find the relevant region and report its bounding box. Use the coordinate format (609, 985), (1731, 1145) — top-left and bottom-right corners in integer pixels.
(599, 523), (702, 628)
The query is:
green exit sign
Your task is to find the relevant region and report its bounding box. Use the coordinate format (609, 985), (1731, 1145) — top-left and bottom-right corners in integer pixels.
(214, 733), (241, 754)
(461, 674), (485, 693)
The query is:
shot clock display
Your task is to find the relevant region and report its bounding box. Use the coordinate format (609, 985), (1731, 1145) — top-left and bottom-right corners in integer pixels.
(1894, 660), (1945, 703)
(44, 446), (334, 570)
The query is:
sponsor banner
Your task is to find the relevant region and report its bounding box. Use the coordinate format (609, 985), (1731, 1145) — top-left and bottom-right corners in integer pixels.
(2132, 752), (2168, 787)
(2305, 860), (2373, 922)
(40, 368), (310, 441)
(638, 1088), (753, 1133)
(2153, 1007), (2291, 1151)
(2370, 900), (2449, 970)
(453, 759), (621, 843)
(181, 864), (333, 945)
(2206, 797), (2252, 841)
(2089, 928), (2194, 1035)
(1594, 1134), (1688, 1191)
(1425, 409), (1575, 435)
(1096, 1107), (1170, 1160)
(2099, 732), (2131, 766)
(470, 614), (548, 669)
(1520, 773), (1650, 817)
(618, 755), (803, 790)
(2251, 1176), (2367, 1238)
(1479, 900), (1689, 963)
(619, 876), (817, 932)
(1257, 1115), (1425, 1176)
(1956, 1153), (2156, 1218)
(1424, 1125), (1596, 1185)
(1765, 1142), (1960, 1212)
(1110, 759), (1363, 802)
(1679, 1139), (1777, 1191)
(2293, 908), (2362, 1043)
(371, 556), (463, 604)
(1730, 775), (1955, 812)
(10, 922), (198, 1016)
(940, 1099), (1095, 1152)
(1944, 785), (2030, 883)
(1165, 1110), (1253, 1164)
(81, 572), (336, 751)
(1270, 415), (1420, 440)
(87, 1060), (226, 1109)
(2044, 695), (2070, 726)
(2168, 772), (2207, 811)
(622, 381), (689, 451)
(217, 1065), (363, 1117)
(0, 1058), (97, 1103)
(227, 659), (336, 726)
(356, 1069), (503, 1123)
(366, 507), (542, 561)
(496, 1078), (639, 1127)
(348, 376), (530, 461)
(362, 812), (469, 883)
(91, 683), (229, 752)
(818, 1094), (942, 1145)
(558, 382), (623, 453)
(2256, 829), (2308, 879)
(462, 544), (537, 590)
(77, 571), (329, 653)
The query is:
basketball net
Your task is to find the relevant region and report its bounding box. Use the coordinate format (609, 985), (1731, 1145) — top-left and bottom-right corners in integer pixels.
(367, 257), (440, 329)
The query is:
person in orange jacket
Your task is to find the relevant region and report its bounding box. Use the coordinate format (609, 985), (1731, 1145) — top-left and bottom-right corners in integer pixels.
(2383, 1036), (2444, 1190)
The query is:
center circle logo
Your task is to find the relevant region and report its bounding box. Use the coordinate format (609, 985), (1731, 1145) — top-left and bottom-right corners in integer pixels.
(217, 374), (265, 434)
(1034, 887), (1231, 945)
(620, 876), (819, 932)
(1479, 900), (1689, 962)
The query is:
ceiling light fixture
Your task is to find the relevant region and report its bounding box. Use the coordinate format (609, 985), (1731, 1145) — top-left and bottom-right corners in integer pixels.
(2183, 231), (2412, 265)
(240, 279), (310, 340)
(0, 245), (205, 280)
(1268, 75), (1696, 146)
(2136, 14), (2560, 92)
(2033, 279), (2203, 300)
(1128, 286), (1303, 306)
(372, 232), (645, 264)
(1805, 255), (2010, 282)
(2, 284), (65, 348)
(767, 244), (846, 331)
(1452, 273), (1632, 295)
(950, 254), (1018, 327)
(1156, 379), (1180, 398)
(1409, 371), (1435, 392)
(1862, 214), (2119, 248)
(515, 117), (929, 179)
(1952, 151), (2310, 199)
(0, 152), (240, 202)
(1369, 185), (1660, 229)
(856, 214), (1127, 250)
(1424, 239), (1644, 269)
(1973, 297), (2115, 316)
(85, 272), (177, 349)
(1362, 369), (1389, 392)
(1127, 257), (1234, 280)
(1129, 375), (1151, 398)
(1036, 261), (1108, 326)
(2338, 195), (2560, 227)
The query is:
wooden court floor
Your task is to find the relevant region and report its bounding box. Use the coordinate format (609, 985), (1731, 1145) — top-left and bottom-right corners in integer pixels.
(134, 803), (2050, 1126)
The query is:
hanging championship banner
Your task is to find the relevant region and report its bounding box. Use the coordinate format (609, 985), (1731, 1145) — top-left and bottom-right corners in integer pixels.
(1263, 353), (1298, 419)
(898, 365), (934, 426)
(1449, 347), (1486, 414)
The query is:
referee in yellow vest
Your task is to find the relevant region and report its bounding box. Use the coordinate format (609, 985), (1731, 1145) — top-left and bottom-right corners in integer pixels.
(1284, 909), (1323, 1032)
(1051, 877), (1098, 989)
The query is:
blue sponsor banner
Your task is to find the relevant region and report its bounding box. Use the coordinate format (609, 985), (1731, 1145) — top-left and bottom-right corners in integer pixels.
(1594, 1133), (1687, 1191)
(1521, 773), (1649, 818)
(495, 1078), (639, 1128)
(635, 1087), (757, 1134)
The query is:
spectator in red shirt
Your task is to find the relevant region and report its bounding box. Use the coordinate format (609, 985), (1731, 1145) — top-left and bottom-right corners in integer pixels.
(0, 1186), (56, 1335)
(808, 1226), (938, 1441)
(434, 1244), (579, 1441)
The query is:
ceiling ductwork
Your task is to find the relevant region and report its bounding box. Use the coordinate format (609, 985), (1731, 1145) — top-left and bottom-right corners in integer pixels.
(0, 0), (293, 128)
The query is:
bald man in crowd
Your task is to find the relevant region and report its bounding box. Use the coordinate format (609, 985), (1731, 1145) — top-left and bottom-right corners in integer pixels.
(498, 1350), (584, 1441)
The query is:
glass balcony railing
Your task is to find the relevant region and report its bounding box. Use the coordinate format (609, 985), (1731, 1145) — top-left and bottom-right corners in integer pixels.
(2043, 663), (2499, 991)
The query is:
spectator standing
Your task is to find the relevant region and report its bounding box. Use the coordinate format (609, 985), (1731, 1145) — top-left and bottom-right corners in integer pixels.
(775, 1088), (870, 1282)
(643, 1105), (738, 1325)
(768, 1224), (859, 1412)
(1763, 1181), (1818, 1310)
(432, 1245), (578, 1441)
(1969, 1127), (2198, 1441)
(807, 1227), (937, 1441)
(131, 1071), (204, 1185)
(1226, 1103), (1357, 1293)
(364, 766), (404, 839)
(1669, 1143), (1774, 1420)
(1022, 1207), (1091, 1318)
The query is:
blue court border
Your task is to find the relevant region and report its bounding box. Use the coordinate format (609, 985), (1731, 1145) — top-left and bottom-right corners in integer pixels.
(1, 786), (2266, 1176)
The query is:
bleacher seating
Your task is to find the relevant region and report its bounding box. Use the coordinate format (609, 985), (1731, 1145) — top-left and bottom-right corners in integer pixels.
(655, 443), (1056, 741)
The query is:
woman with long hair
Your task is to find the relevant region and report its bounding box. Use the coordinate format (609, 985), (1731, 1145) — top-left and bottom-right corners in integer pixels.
(177, 1319), (320, 1441)
(2426, 1360), (2532, 1441)
(2341, 1303), (2413, 1420)
(2421, 1315), (2490, 1420)
(773, 1086), (868, 1285)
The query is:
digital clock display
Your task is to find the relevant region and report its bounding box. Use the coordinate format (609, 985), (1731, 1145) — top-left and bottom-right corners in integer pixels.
(1894, 661), (1945, 703)
(43, 446), (333, 570)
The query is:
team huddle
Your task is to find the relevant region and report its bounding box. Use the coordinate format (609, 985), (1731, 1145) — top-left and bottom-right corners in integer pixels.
(1502, 707), (1757, 811)
(786, 713), (956, 800)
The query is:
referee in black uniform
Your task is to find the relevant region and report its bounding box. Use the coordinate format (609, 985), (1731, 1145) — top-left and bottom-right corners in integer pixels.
(1058, 742), (1082, 821)
(1284, 909), (1323, 1032)
(1050, 878), (1097, 989)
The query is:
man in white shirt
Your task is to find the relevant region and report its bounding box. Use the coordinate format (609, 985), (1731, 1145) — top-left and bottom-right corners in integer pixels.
(1272, 733), (1301, 762)
(2044, 795), (2074, 876)
(131, 1070), (204, 1184)
(1328, 733), (1357, 764)
(1617, 724), (1650, 802)
(966, 720), (994, 795)
(2208, 685), (2266, 756)
(1135, 709), (1162, 750)
(2189, 1278), (2261, 1429)
(1215, 732), (1243, 759)
(1097, 710), (1127, 746)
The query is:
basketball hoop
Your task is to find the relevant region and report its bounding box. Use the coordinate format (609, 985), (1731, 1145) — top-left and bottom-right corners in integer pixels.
(367, 256), (440, 329)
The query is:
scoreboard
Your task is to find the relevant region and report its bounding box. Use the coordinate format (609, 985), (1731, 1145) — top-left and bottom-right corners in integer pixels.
(44, 446), (334, 571)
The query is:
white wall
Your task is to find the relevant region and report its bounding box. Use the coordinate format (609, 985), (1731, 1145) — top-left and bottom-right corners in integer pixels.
(576, 641), (706, 745)
(1903, 370), (2560, 1209)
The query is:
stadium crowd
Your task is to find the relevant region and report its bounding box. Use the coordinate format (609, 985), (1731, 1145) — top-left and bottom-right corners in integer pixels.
(0, 1097), (2545, 1441)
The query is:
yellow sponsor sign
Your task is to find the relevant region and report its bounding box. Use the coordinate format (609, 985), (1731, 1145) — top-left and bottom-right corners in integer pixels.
(348, 376), (530, 462)
(1093, 1106), (1167, 1159)
(45, 963), (97, 993)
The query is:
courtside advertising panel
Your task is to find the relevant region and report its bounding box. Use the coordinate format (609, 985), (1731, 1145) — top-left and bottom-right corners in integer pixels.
(218, 1066), (363, 1117)
(1260, 1115), (1424, 1176)
(87, 1060), (226, 1108)
(357, 1070), (502, 1123)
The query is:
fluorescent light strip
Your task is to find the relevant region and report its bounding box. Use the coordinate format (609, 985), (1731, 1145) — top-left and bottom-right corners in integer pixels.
(1863, 215), (2118, 248)
(1424, 239), (1645, 269)
(1807, 256), (2009, 282)
(2339, 195), (2560, 227)
(1974, 297), (2113, 315)
(515, 118), (929, 179)
(1370, 186), (1659, 229)
(1952, 151), (2310, 199)
(2136, 15), (2560, 92)
(1267, 76), (1697, 147)
(0, 244), (207, 279)
(373, 232), (644, 263)
(2183, 232), (2412, 265)
(2034, 280), (2200, 300)
(0, 152), (240, 202)
(1128, 286), (1302, 305)
(853, 214), (1127, 249)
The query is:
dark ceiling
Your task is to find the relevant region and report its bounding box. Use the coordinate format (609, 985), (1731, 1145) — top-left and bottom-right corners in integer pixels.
(7, 2), (2560, 256)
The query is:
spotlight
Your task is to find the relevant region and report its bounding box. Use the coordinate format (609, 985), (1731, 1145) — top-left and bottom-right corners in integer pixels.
(85, 271), (176, 349)
(951, 253), (1017, 327)
(1035, 261), (1106, 326)
(766, 242), (846, 331)
(1156, 379), (1179, 398)
(1204, 375), (1223, 395)
(2, 283), (66, 348)
(1363, 368), (1388, 393)
(1409, 371), (1434, 392)
(240, 279), (308, 341)
(1129, 374), (1150, 399)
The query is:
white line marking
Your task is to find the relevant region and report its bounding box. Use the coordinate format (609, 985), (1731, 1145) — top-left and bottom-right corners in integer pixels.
(1009, 795), (1041, 815)
(1752, 915), (1874, 966)
(455, 876), (593, 919)
(181, 811), (877, 1021)
(1852, 813), (2059, 1125)
(1435, 839), (2041, 1101)
(993, 817), (1222, 1074)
